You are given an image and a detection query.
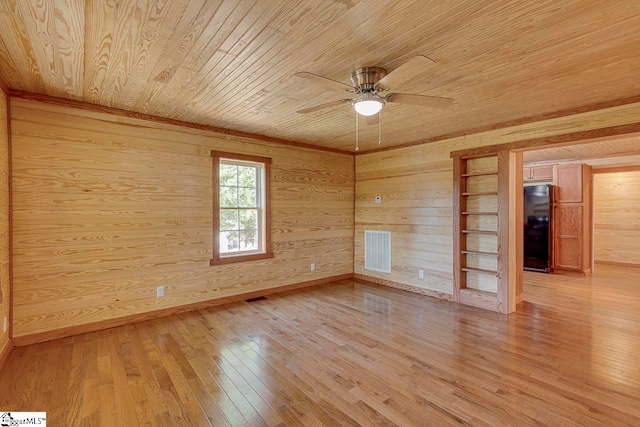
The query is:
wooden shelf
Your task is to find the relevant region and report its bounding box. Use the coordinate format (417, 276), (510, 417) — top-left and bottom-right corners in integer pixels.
(462, 230), (498, 235)
(459, 288), (497, 297)
(462, 211), (498, 216)
(461, 250), (498, 257)
(461, 267), (498, 276)
(462, 191), (498, 196)
(461, 172), (498, 177)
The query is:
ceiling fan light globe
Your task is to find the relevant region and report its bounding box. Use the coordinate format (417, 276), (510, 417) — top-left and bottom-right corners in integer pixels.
(353, 99), (383, 116)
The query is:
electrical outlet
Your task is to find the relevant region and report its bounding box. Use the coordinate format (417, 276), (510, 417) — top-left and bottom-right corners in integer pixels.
(2, 316), (6, 333)
(310, 263), (316, 272)
(156, 286), (165, 298)
(418, 269), (424, 279)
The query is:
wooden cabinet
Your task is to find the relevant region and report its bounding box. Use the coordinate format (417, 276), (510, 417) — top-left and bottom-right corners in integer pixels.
(554, 163), (583, 203)
(554, 205), (583, 269)
(523, 165), (554, 181)
(553, 164), (591, 274)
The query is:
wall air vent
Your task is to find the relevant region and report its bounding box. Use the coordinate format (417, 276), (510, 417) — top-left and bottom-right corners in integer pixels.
(364, 230), (391, 273)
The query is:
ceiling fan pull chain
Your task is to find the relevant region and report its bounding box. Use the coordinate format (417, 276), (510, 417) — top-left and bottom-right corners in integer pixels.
(378, 110), (382, 146)
(355, 110), (360, 152)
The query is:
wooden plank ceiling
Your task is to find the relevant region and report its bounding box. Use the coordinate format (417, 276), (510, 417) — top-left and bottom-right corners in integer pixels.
(523, 136), (640, 166)
(0, 0), (639, 152)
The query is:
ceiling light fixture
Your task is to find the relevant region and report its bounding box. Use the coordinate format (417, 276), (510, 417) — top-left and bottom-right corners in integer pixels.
(353, 93), (384, 116)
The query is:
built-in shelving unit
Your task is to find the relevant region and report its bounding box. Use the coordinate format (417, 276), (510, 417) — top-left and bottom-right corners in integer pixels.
(453, 154), (500, 312)
(462, 230), (498, 235)
(462, 211), (498, 215)
(461, 250), (498, 257)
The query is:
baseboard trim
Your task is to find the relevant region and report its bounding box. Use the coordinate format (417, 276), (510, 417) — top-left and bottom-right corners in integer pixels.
(0, 339), (12, 373)
(595, 260), (640, 269)
(353, 274), (453, 301)
(14, 274), (353, 347)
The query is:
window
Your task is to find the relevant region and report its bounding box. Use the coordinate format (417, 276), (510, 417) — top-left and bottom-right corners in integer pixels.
(211, 151), (272, 265)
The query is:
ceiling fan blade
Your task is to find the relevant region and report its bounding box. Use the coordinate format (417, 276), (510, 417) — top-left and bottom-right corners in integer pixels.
(376, 55), (436, 90)
(297, 99), (352, 114)
(385, 93), (453, 109)
(294, 72), (354, 92)
(365, 114), (379, 126)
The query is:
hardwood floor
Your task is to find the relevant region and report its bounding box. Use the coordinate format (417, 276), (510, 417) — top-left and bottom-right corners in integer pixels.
(1, 264), (640, 426)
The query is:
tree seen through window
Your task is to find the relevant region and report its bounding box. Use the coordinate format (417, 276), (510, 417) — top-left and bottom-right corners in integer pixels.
(219, 162), (260, 253)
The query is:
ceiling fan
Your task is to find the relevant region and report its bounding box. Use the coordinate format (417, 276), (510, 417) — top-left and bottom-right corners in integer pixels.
(294, 55), (454, 122)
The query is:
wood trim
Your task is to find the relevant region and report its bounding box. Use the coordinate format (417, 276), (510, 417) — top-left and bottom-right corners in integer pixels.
(0, 77), (8, 96)
(0, 338), (12, 372)
(210, 151), (273, 266)
(210, 252), (275, 266)
(212, 153), (220, 264)
(502, 150), (524, 313)
(353, 274), (454, 301)
(591, 165), (640, 174)
(361, 94), (640, 155)
(514, 152), (524, 304)
(13, 274), (353, 347)
(450, 122), (640, 159)
(211, 151), (273, 165)
(9, 90), (353, 155)
(6, 95), (12, 339)
(452, 156), (464, 303)
(594, 260), (640, 269)
(497, 150), (512, 314)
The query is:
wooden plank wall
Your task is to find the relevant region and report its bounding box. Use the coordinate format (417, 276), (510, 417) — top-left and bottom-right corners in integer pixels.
(355, 100), (640, 297)
(0, 87), (9, 355)
(10, 98), (354, 340)
(593, 170), (640, 266)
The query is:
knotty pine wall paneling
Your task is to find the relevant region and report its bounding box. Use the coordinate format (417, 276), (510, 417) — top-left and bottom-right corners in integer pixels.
(593, 170), (640, 266)
(355, 100), (640, 298)
(10, 98), (354, 340)
(0, 86), (9, 358)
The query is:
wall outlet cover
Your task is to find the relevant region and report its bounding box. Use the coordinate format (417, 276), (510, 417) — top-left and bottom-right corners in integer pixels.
(156, 286), (165, 298)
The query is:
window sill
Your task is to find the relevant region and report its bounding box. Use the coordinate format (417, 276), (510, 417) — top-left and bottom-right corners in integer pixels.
(210, 251), (274, 266)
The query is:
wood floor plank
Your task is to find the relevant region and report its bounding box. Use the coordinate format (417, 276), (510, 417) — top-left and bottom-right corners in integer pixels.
(1, 264), (640, 425)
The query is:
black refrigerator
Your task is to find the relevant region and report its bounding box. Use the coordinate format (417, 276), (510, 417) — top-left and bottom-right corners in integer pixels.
(524, 184), (554, 272)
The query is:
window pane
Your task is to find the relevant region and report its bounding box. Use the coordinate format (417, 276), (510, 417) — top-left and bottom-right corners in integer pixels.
(238, 165), (257, 188)
(220, 164), (237, 187)
(220, 186), (237, 207)
(239, 229), (258, 251)
(238, 187), (257, 207)
(239, 209), (258, 230)
(220, 209), (238, 231)
(220, 230), (239, 253)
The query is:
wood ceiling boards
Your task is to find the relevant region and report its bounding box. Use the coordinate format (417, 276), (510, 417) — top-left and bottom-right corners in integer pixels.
(523, 137), (640, 164)
(0, 0), (639, 152)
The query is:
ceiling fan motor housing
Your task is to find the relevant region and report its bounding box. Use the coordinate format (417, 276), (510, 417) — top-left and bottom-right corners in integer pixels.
(350, 67), (386, 92)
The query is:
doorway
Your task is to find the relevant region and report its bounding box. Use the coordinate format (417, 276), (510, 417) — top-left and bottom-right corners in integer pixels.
(515, 134), (640, 301)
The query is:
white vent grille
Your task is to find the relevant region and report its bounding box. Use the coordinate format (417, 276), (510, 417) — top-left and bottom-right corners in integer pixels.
(364, 230), (391, 273)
